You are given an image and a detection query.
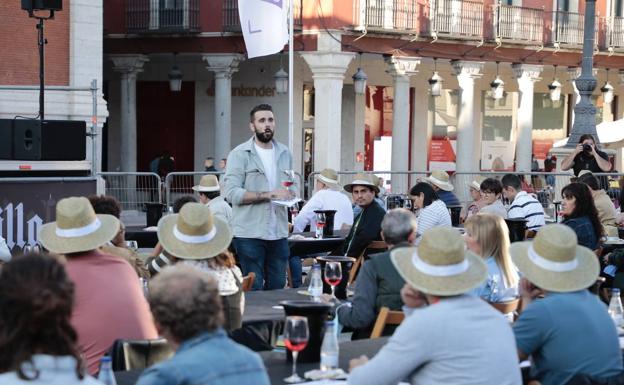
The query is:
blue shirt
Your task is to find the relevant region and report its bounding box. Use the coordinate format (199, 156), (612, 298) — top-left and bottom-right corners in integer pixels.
(136, 329), (270, 385)
(562, 215), (599, 250)
(437, 190), (461, 207)
(469, 256), (518, 303)
(513, 290), (622, 385)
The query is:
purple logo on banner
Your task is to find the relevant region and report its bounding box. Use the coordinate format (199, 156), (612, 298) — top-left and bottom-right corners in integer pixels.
(258, 0), (282, 7)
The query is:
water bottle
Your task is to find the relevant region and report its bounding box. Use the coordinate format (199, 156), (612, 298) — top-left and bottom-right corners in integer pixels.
(308, 263), (323, 302)
(320, 321), (339, 371)
(97, 356), (118, 385)
(608, 289), (624, 328)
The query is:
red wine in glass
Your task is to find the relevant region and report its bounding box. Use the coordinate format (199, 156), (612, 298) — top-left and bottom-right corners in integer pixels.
(284, 338), (308, 352)
(324, 277), (341, 286)
(283, 180), (294, 188)
(324, 261), (342, 298)
(284, 316), (309, 383)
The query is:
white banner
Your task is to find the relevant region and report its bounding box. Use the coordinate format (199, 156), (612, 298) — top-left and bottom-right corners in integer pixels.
(238, 0), (289, 59)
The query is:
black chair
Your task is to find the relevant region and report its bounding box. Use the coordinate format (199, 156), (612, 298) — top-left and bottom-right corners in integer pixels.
(109, 338), (174, 371)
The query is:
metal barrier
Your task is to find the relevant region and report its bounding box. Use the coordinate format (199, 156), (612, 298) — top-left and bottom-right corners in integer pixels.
(97, 172), (162, 211)
(306, 170), (428, 199)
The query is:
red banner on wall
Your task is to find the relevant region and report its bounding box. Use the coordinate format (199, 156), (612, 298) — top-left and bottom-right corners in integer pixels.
(428, 138), (456, 171)
(532, 139), (553, 160)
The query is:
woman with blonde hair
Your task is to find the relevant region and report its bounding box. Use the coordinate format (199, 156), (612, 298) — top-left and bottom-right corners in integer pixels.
(464, 214), (519, 303)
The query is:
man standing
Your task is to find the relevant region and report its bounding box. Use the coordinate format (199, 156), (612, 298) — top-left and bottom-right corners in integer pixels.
(501, 174), (545, 236)
(341, 173), (385, 258)
(204, 156), (217, 172)
(224, 104), (295, 290)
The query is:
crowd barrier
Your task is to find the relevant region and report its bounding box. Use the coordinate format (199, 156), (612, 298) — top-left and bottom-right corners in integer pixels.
(97, 172), (162, 212)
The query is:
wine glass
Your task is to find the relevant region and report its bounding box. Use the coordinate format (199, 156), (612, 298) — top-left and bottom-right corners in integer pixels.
(403, 196), (412, 211)
(282, 169), (296, 194)
(125, 240), (139, 251)
(315, 212), (326, 239)
(324, 261), (342, 299)
(283, 316), (309, 383)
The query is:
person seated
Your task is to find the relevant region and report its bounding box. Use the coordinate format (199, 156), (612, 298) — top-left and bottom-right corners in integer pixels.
(348, 227), (522, 385)
(0, 235), (10, 264)
(157, 202), (244, 331)
(478, 178), (507, 218)
(136, 265), (270, 385)
(577, 171), (618, 237)
(147, 195), (197, 276)
(502, 174), (545, 236)
(335, 209), (412, 338)
(560, 182), (604, 250)
(192, 174), (232, 224)
(39, 197), (158, 374)
(460, 177), (486, 222)
(426, 170), (460, 207)
(88, 194), (149, 279)
(340, 174), (385, 258)
(0, 253), (102, 384)
(511, 224), (623, 385)
(464, 214), (519, 305)
(410, 182), (451, 245)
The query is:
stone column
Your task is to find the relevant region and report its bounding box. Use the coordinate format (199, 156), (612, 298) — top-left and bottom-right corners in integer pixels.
(110, 55), (149, 172)
(385, 56), (420, 194)
(301, 51), (354, 171)
(451, 60), (484, 203)
(512, 64), (543, 173)
(203, 54), (245, 162)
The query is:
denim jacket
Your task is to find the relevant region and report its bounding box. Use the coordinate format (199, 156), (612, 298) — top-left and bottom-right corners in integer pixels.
(223, 137), (295, 239)
(136, 329), (270, 385)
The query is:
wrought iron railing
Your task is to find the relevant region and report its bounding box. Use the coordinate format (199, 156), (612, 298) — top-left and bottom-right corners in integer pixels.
(606, 16), (624, 50)
(126, 0), (200, 33)
(361, 0), (419, 31)
(222, 0), (302, 32)
(429, 0), (483, 40)
(549, 10), (598, 46)
(494, 4), (543, 44)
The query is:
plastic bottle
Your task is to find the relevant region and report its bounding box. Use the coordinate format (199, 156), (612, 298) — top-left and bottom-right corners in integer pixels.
(308, 263), (323, 301)
(97, 356), (118, 385)
(320, 320), (339, 371)
(608, 288), (624, 328)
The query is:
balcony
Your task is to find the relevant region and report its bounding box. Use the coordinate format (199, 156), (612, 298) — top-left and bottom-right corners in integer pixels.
(548, 11), (597, 47)
(605, 16), (624, 51)
(493, 4), (543, 45)
(223, 0), (302, 33)
(428, 0), (483, 40)
(359, 0), (419, 32)
(126, 0), (200, 34)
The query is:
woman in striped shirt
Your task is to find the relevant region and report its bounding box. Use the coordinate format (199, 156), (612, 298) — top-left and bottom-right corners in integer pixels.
(410, 182), (452, 245)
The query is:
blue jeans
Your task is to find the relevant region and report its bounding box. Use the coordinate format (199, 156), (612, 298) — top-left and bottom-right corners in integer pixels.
(289, 255), (302, 288)
(233, 237), (289, 290)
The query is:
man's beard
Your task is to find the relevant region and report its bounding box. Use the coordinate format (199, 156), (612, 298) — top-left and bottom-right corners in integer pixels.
(255, 129), (274, 143)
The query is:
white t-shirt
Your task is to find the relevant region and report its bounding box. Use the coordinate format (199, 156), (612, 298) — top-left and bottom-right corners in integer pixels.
(254, 142), (279, 239)
(293, 189), (354, 233)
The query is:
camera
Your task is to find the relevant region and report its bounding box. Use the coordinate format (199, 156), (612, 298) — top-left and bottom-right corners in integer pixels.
(583, 143), (592, 152)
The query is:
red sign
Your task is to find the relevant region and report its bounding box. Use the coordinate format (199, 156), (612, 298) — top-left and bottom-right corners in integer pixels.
(429, 139), (456, 162)
(532, 139), (553, 160)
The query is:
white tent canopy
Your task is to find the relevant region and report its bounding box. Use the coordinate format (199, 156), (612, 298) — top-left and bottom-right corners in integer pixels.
(553, 119), (624, 148)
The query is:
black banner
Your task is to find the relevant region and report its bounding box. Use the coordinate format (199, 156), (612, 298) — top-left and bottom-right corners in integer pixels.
(0, 178), (97, 252)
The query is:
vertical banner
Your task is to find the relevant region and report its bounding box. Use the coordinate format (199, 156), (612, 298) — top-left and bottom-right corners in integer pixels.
(238, 0), (289, 58)
(428, 138), (456, 171)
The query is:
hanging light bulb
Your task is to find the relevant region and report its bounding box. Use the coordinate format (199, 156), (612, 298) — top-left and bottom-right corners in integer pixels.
(601, 68), (614, 105)
(548, 65), (562, 103)
(428, 58), (443, 97)
(168, 53), (183, 92)
(353, 53), (368, 95)
(274, 52), (288, 94)
(490, 61), (504, 100)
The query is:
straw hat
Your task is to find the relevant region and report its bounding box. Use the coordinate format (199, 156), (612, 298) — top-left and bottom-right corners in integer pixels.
(467, 176), (486, 191)
(315, 168), (341, 190)
(427, 170), (454, 191)
(192, 175), (220, 192)
(509, 224), (599, 292)
(391, 227), (486, 296)
(157, 202), (232, 260)
(343, 173), (379, 193)
(39, 197), (120, 254)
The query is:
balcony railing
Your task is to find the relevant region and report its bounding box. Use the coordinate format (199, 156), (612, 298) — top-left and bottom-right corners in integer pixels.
(223, 0), (302, 33)
(606, 16), (624, 50)
(361, 0), (419, 32)
(494, 4), (543, 44)
(550, 11), (585, 46)
(127, 0), (200, 34)
(429, 0), (483, 40)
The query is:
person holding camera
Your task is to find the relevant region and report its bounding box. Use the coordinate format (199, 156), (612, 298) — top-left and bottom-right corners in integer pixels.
(561, 134), (611, 176)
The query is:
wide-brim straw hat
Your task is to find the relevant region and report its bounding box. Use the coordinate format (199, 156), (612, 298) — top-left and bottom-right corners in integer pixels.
(315, 168), (341, 190)
(192, 174), (220, 192)
(391, 227), (486, 296)
(427, 170), (454, 191)
(40, 196), (120, 254)
(510, 224), (599, 292)
(343, 173), (379, 194)
(467, 176), (486, 191)
(158, 202), (232, 260)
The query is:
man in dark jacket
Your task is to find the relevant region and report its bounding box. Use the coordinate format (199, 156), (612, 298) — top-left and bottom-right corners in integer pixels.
(336, 208), (413, 338)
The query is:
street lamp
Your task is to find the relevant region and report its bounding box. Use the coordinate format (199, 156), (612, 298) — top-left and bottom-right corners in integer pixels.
(428, 58), (443, 97)
(274, 67), (289, 94)
(601, 68), (614, 104)
(352, 53), (367, 95)
(168, 53), (183, 92)
(548, 65), (562, 102)
(490, 62), (505, 100)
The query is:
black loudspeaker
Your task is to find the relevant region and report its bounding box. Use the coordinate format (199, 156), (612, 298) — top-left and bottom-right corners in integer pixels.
(21, 0), (62, 12)
(0, 120), (13, 159)
(13, 119), (86, 161)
